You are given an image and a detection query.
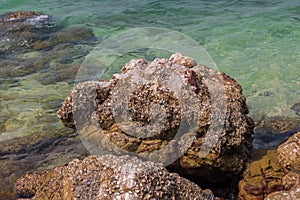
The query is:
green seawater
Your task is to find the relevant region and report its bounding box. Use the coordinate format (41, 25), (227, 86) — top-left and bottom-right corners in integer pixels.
(0, 1), (299, 142)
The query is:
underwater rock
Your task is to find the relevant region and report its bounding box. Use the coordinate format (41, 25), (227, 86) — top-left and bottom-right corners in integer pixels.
(291, 102), (300, 116)
(55, 26), (94, 43)
(253, 116), (300, 150)
(0, 11), (95, 54)
(57, 53), (254, 186)
(0, 11), (53, 30)
(0, 11), (55, 54)
(15, 154), (215, 200)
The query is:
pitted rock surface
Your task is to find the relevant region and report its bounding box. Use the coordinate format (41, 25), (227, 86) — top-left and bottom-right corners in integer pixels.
(15, 154), (214, 200)
(278, 132), (300, 170)
(57, 53), (254, 184)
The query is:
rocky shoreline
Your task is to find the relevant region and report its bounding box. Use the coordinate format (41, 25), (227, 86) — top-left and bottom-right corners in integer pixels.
(0, 11), (299, 200)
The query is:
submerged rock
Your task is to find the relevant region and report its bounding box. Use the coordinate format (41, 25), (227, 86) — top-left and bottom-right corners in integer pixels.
(55, 26), (94, 43)
(0, 11), (95, 55)
(0, 130), (89, 200)
(0, 11), (53, 29)
(57, 53), (254, 187)
(15, 154), (215, 200)
(291, 102), (300, 116)
(0, 11), (55, 54)
(253, 116), (300, 150)
(0, 12), (95, 199)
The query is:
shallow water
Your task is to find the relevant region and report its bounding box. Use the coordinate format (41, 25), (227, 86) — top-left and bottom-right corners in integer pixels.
(0, 0), (299, 197)
(1, 0), (299, 118)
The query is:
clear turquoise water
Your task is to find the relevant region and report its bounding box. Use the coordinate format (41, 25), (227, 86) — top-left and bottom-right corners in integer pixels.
(0, 0), (299, 140)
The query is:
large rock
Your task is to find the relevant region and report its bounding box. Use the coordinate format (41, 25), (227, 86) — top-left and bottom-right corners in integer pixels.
(15, 154), (215, 200)
(57, 53), (254, 185)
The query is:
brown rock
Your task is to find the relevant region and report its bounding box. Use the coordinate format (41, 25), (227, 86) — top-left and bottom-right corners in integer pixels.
(57, 53), (254, 186)
(4, 11), (39, 20)
(15, 154), (215, 200)
(278, 132), (300, 170)
(238, 150), (287, 199)
(55, 26), (94, 43)
(239, 132), (300, 199)
(265, 171), (300, 200)
(282, 171), (300, 191)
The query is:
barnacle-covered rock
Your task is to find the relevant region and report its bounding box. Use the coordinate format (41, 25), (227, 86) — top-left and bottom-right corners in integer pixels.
(15, 154), (214, 200)
(277, 132), (300, 170)
(57, 53), (254, 185)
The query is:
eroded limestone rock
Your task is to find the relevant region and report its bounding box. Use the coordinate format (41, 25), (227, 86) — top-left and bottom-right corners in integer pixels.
(57, 53), (254, 185)
(15, 154), (214, 200)
(278, 132), (300, 170)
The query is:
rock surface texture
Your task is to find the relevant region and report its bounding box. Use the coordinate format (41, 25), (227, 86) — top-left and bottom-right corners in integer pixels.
(277, 132), (300, 171)
(0, 11), (54, 54)
(57, 53), (254, 185)
(265, 171), (300, 200)
(239, 132), (300, 199)
(15, 154), (215, 200)
(0, 11), (94, 55)
(238, 150), (287, 199)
